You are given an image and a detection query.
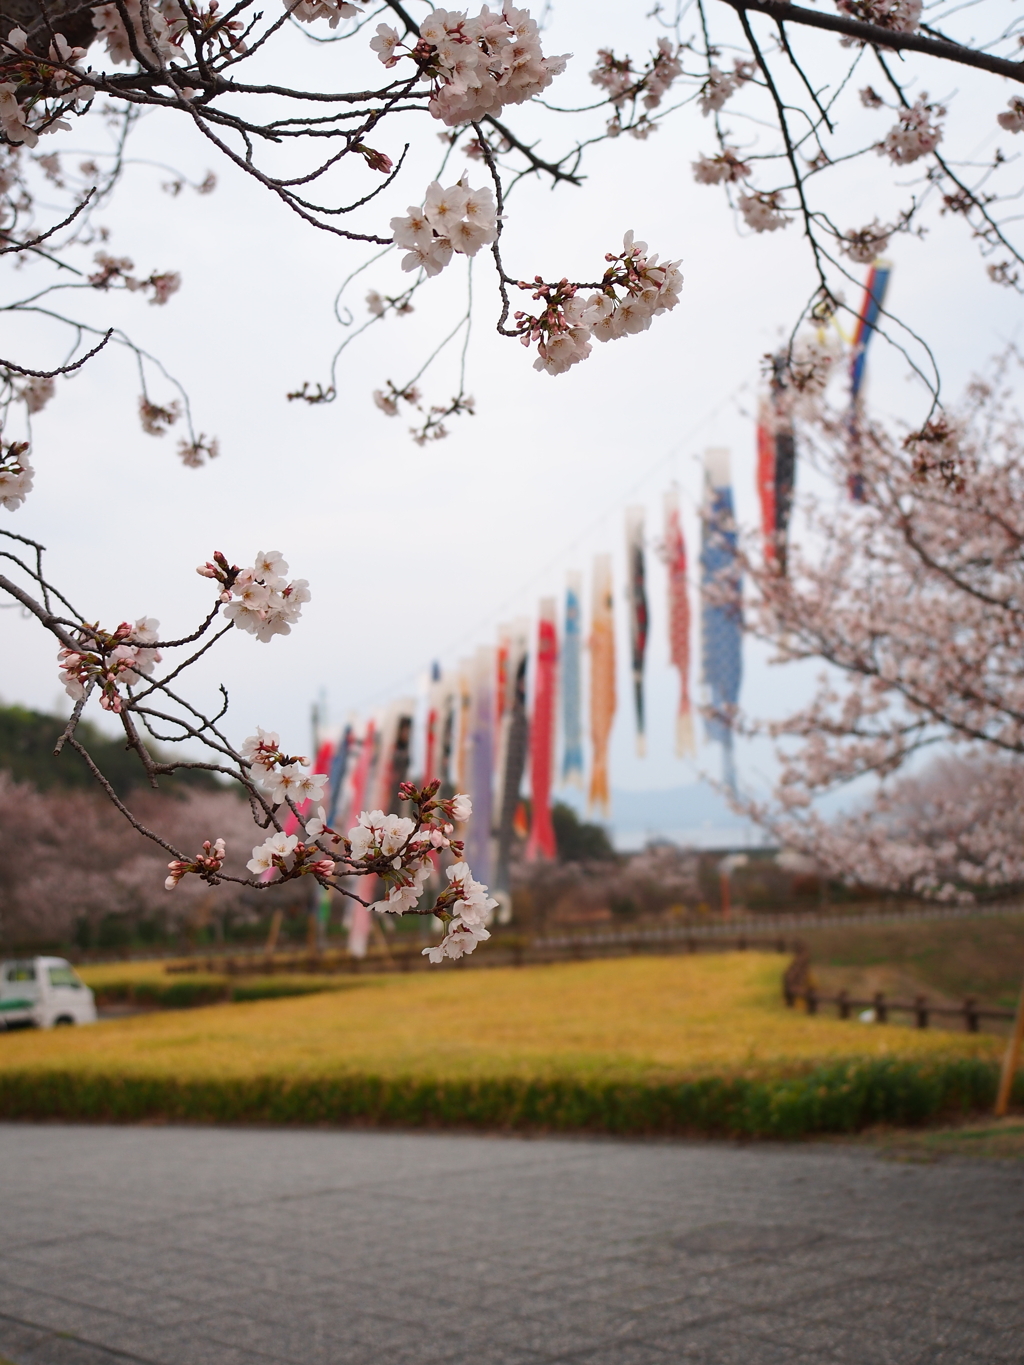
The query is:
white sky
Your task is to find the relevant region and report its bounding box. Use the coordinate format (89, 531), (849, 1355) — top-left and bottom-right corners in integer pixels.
(1, 0), (1020, 821)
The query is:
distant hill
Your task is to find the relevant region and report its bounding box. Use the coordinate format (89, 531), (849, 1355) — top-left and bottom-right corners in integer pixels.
(0, 704), (222, 797)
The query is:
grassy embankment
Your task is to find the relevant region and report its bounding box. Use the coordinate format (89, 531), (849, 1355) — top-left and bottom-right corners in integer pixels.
(799, 914), (1024, 1013)
(1, 954), (1018, 1136)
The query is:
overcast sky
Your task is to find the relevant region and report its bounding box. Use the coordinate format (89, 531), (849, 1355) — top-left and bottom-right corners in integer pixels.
(1, 0), (1019, 823)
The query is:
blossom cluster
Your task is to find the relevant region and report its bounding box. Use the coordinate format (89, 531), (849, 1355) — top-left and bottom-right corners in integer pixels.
(738, 191), (790, 234)
(92, 0), (178, 66)
(166, 838), (225, 890)
(139, 396), (181, 436)
(698, 61), (754, 117)
(877, 96), (944, 164)
(784, 327), (845, 413)
(590, 38), (682, 112)
(287, 0), (364, 28)
(392, 178), (498, 277)
(423, 861), (496, 960)
(90, 0), (246, 67)
(197, 549), (310, 641)
(692, 149), (751, 185)
(240, 727), (328, 806)
(0, 29), (95, 147)
(342, 788), (471, 914)
(841, 219), (893, 264)
(590, 38), (682, 138)
(89, 253), (182, 305)
(997, 98), (1024, 134)
(903, 416), (964, 491)
(57, 616), (162, 712)
(246, 829), (333, 879)
(371, 5), (569, 127)
(515, 231), (682, 376)
(347, 808), (436, 912)
(834, 0), (921, 32)
(20, 376), (55, 415)
(0, 437), (33, 511)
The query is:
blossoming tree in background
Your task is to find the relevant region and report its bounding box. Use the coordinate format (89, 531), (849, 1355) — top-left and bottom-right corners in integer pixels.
(1, 0), (1023, 941)
(741, 356), (1024, 902)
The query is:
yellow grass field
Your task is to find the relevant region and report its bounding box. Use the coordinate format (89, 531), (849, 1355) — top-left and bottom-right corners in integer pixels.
(4, 953), (1002, 1086)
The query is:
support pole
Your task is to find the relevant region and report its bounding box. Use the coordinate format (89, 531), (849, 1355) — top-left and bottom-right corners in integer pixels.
(264, 908), (283, 956)
(995, 970), (1024, 1118)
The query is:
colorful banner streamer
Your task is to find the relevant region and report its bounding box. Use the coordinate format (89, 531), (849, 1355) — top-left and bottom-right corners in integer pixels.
(664, 488), (694, 757)
(527, 597), (558, 861)
(756, 353), (797, 573)
(588, 553), (616, 819)
(345, 717), (378, 959)
(465, 645), (495, 886)
(561, 572), (584, 786)
(423, 662), (443, 786)
(701, 448), (743, 793)
(495, 621), (529, 892)
(847, 260), (891, 501)
(625, 506), (648, 758)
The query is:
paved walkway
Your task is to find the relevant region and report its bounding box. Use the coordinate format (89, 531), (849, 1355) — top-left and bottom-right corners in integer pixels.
(0, 1124), (1022, 1365)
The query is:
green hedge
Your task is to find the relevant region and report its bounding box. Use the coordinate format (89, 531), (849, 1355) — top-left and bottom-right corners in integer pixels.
(92, 980), (336, 1010)
(0, 1058), (1017, 1136)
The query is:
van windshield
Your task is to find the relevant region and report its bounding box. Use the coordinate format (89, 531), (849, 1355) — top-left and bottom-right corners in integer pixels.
(48, 967), (82, 989)
(5, 964), (35, 982)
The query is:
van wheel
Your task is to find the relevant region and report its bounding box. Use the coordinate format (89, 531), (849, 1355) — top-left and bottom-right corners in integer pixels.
(53, 1016), (75, 1026)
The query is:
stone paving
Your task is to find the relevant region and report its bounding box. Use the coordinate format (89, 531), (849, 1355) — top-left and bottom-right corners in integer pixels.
(0, 1124), (1022, 1365)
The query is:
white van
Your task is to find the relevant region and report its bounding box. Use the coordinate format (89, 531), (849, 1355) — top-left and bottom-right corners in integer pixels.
(0, 957), (97, 1030)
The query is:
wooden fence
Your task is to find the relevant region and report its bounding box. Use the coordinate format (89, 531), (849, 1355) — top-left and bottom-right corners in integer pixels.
(784, 985), (1015, 1032)
(167, 933), (801, 978)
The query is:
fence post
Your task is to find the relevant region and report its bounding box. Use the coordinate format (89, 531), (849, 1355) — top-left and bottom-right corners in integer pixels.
(995, 968), (1024, 1117)
(874, 991), (887, 1024)
(838, 989), (850, 1020)
(964, 997), (979, 1033)
(914, 995), (929, 1029)
(806, 987), (818, 1016)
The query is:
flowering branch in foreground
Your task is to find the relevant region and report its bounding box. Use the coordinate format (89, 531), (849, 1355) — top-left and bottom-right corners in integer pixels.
(511, 232), (682, 376)
(2, 523), (494, 963)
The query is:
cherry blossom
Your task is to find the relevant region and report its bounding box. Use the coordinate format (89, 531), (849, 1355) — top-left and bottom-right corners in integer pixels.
(246, 830), (298, 875)
(288, 0), (362, 28)
(19, 376), (55, 415)
(835, 0), (921, 34)
(877, 96), (944, 164)
(0, 440), (33, 511)
(997, 98), (1024, 134)
(698, 62), (754, 117)
(515, 231), (681, 377)
(738, 191), (790, 233)
(590, 37), (682, 123)
(166, 837), (225, 890)
(209, 550), (310, 641)
(56, 617), (162, 711)
(393, 178), (498, 278)
(139, 397), (181, 436)
(374, 6), (569, 127)
(842, 220), (893, 264)
(92, 0), (179, 67)
(692, 150), (751, 185)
